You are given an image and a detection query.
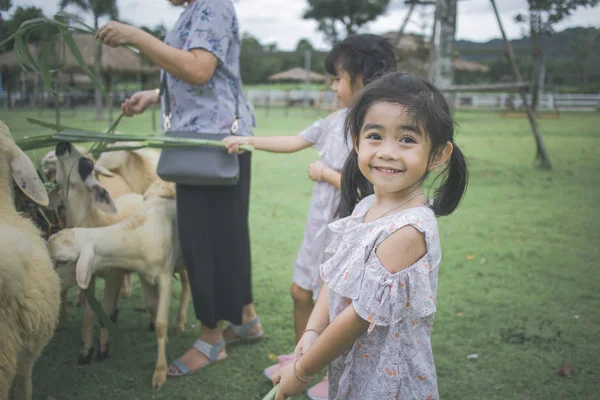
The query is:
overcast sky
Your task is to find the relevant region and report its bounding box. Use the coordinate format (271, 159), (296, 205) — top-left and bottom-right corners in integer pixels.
(12, 0), (600, 50)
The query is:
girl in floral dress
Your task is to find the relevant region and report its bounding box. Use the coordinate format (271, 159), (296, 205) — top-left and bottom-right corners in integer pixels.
(224, 34), (396, 399)
(271, 72), (469, 399)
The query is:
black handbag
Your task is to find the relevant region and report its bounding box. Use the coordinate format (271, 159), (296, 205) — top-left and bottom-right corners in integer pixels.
(156, 73), (241, 186)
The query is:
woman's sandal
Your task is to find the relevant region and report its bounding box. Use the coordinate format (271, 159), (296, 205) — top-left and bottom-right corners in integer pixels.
(225, 316), (264, 345)
(167, 339), (227, 377)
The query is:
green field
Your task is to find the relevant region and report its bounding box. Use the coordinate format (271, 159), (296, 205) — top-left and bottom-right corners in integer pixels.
(1, 106), (599, 400)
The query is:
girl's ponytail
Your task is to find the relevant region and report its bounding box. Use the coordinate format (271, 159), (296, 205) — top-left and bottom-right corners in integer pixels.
(336, 150), (373, 218)
(432, 142), (468, 216)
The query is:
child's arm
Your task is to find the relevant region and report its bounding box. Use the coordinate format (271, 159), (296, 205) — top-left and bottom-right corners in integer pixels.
(294, 284), (330, 358)
(273, 304), (368, 399)
(297, 304), (368, 376)
(308, 161), (342, 190)
(223, 135), (312, 154)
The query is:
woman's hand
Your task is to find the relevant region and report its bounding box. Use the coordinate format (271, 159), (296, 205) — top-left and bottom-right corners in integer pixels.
(294, 330), (320, 360)
(271, 362), (311, 400)
(121, 90), (159, 117)
(222, 136), (252, 154)
(308, 161), (326, 182)
(96, 21), (140, 48)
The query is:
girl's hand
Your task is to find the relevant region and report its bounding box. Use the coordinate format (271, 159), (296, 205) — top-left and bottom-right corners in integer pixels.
(272, 362), (311, 400)
(308, 161), (326, 182)
(294, 330), (320, 360)
(96, 21), (139, 48)
(121, 90), (158, 117)
(222, 136), (252, 154)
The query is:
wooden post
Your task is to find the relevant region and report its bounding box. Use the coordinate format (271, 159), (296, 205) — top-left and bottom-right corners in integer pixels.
(53, 71), (60, 127)
(107, 74), (114, 127)
(434, 0), (457, 109)
(490, 0), (552, 170)
(151, 103), (157, 132)
(20, 71), (26, 108)
(285, 89), (290, 117)
(265, 91), (270, 118)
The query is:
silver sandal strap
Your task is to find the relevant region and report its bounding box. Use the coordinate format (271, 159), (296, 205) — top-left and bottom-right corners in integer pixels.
(193, 339), (225, 361)
(230, 317), (261, 338)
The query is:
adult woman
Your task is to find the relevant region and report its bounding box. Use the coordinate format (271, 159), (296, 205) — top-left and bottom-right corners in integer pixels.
(96, 0), (262, 376)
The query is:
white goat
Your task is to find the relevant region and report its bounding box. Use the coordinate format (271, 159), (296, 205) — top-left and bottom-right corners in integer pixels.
(48, 180), (190, 389)
(50, 141), (144, 364)
(0, 121), (61, 400)
(44, 144), (160, 297)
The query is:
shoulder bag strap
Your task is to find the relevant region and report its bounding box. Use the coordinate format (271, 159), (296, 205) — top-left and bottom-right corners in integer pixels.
(159, 72), (239, 134)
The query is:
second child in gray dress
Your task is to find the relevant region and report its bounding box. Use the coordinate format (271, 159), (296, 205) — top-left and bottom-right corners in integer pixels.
(224, 34), (397, 400)
(270, 73), (469, 400)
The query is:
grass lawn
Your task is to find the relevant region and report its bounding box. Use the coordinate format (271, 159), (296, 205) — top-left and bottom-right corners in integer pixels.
(1, 106), (599, 400)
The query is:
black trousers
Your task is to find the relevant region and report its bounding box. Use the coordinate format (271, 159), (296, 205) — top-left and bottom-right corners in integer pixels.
(176, 152), (252, 329)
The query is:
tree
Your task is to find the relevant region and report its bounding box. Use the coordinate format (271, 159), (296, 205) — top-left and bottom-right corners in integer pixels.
(296, 38), (314, 51)
(0, 6), (45, 52)
(515, 0), (600, 110)
(569, 27), (599, 87)
(59, 0), (119, 121)
(432, 0), (457, 90)
(0, 0), (11, 21)
(303, 0), (391, 44)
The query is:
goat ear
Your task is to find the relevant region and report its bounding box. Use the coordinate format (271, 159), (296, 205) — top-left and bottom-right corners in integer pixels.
(76, 244), (95, 289)
(11, 147), (49, 206)
(94, 164), (114, 177)
(84, 175), (117, 214)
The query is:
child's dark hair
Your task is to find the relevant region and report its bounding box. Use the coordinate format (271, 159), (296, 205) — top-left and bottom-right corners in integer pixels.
(337, 72), (468, 218)
(325, 34), (397, 88)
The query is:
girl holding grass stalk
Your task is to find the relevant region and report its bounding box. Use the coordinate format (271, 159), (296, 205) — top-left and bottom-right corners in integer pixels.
(96, 0), (262, 377)
(270, 72), (468, 400)
(225, 34), (396, 399)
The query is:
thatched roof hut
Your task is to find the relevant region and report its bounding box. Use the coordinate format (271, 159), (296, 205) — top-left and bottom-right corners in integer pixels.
(268, 67), (326, 83)
(0, 33), (158, 75)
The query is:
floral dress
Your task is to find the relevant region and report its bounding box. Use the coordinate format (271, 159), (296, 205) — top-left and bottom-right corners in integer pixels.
(320, 195), (442, 400)
(293, 109), (351, 299)
(162, 0), (255, 135)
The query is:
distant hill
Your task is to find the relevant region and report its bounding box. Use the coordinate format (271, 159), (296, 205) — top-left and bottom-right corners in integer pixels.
(456, 27), (600, 61)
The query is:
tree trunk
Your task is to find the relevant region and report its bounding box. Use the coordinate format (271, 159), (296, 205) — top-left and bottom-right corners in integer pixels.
(20, 71), (26, 108)
(106, 74), (113, 126)
(32, 72), (38, 108)
(54, 71), (60, 126)
(395, 3), (416, 48)
(428, 0), (441, 79)
(434, 0), (457, 110)
(529, 8), (543, 111)
(94, 19), (104, 121)
(489, 0), (552, 170)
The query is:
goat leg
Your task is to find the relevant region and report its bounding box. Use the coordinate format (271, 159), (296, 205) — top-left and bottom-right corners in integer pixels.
(78, 277), (96, 365)
(141, 279), (158, 331)
(120, 272), (132, 298)
(57, 291), (69, 330)
(13, 350), (34, 400)
(98, 270), (124, 362)
(151, 274), (172, 390)
(175, 267), (190, 335)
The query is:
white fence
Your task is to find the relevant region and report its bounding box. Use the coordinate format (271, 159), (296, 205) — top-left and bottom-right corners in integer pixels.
(3, 89), (599, 112)
(455, 93), (600, 111)
(246, 89), (335, 108)
(246, 89), (600, 112)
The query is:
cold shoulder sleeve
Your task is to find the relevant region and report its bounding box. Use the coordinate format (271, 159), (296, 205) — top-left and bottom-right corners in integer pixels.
(321, 204), (440, 332)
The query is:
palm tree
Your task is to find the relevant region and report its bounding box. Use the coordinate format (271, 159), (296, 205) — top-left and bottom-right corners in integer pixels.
(59, 0), (119, 121)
